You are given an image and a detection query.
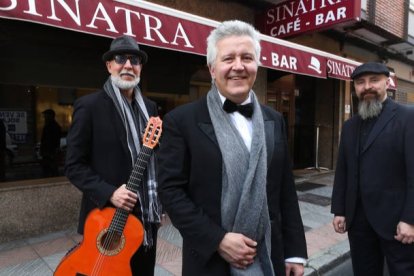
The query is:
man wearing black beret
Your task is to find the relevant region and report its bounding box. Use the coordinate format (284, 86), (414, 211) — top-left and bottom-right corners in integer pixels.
(331, 62), (414, 275)
(64, 35), (160, 275)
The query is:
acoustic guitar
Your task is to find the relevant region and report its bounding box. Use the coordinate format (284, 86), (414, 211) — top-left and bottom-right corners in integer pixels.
(54, 116), (162, 276)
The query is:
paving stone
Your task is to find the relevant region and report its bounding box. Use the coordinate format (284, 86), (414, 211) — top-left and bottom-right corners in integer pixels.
(155, 265), (176, 276)
(0, 246), (38, 268)
(301, 212), (332, 229)
(299, 201), (331, 215)
(0, 259), (52, 276)
(306, 186), (333, 198)
(158, 223), (182, 248)
(298, 193), (331, 206)
(42, 252), (65, 271)
(296, 182), (326, 192)
(0, 171), (351, 276)
(0, 239), (27, 253)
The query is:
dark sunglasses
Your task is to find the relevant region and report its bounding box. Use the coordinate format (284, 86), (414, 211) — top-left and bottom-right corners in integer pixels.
(113, 54), (141, 66)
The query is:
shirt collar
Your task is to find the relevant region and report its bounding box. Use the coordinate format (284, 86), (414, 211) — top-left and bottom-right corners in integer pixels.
(217, 90), (251, 105)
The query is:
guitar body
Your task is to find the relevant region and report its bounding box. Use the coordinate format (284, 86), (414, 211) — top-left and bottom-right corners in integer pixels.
(54, 207), (144, 276)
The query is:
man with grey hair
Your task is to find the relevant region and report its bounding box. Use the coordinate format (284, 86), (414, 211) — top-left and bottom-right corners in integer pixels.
(65, 35), (161, 275)
(332, 62), (414, 275)
(158, 20), (307, 276)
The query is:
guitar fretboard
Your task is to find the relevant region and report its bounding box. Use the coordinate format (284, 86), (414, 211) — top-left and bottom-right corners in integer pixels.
(109, 146), (153, 233)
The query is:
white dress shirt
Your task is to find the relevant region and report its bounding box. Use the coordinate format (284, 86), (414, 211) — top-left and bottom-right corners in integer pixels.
(217, 90), (307, 266)
(218, 92), (253, 151)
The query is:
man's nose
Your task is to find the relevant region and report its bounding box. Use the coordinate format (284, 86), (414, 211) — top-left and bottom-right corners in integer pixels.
(232, 58), (244, 70)
(360, 81), (370, 91)
(123, 58), (133, 68)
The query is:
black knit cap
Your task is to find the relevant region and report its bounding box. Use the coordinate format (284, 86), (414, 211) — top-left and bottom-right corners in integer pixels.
(351, 62), (390, 80)
(102, 35), (148, 64)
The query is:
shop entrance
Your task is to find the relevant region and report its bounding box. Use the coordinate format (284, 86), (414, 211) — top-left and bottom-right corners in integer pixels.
(266, 74), (296, 158)
(267, 73), (338, 169)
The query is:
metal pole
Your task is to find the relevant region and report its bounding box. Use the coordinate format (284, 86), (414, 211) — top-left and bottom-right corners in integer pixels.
(306, 124), (329, 171)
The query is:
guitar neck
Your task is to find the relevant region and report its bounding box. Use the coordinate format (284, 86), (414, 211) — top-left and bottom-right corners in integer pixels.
(126, 145), (154, 194)
(109, 145), (153, 234)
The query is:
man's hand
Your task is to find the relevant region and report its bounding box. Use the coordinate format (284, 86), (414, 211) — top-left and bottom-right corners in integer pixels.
(394, 221), (414, 244)
(332, 216), (347, 234)
(218, 232), (257, 269)
(109, 184), (138, 212)
(285, 262), (304, 276)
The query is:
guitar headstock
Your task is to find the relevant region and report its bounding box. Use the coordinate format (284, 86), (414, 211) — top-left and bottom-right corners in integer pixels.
(142, 116), (162, 149)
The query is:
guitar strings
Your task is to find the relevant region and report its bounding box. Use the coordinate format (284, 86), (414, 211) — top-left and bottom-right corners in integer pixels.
(90, 146), (152, 275)
(90, 121), (160, 275)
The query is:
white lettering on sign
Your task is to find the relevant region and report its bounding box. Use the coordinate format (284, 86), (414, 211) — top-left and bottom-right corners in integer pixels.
(23, 0), (42, 16)
(86, 3), (117, 33)
(315, 7), (346, 25)
(3, 0), (195, 49)
(271, 52), (298, 70)
(115, 7), (142, 36)
(266, 0), (343, 24)
(0, 111), (28, 141)
(0, 0), (17, 11)
(327, 59), (355, 78)
(171, 23), (194, 48)
(261, 0), (354, 38)
(47, 0), (81, 26)
(270, 18), (301, 37)
(142, 13), (169, 43)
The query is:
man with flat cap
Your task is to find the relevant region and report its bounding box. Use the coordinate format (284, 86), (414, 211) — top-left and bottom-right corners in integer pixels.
(331, 62), (414, 276)
(65, 35), (161, 275)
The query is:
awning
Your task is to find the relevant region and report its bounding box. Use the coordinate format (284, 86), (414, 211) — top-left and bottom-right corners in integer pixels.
(0, 0), (397, 89)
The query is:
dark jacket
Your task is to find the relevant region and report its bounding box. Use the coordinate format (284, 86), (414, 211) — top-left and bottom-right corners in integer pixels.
(157, 96), (307, 276)
(65, 89), (157, 234)
(331, 99), (414, 240)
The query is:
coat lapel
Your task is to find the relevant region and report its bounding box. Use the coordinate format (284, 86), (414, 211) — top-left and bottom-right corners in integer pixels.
(262, 110), (275, 167)
(197, 97), (219, 147)
(361, 99), (397, 154)
(197, 97), (275, 167)
(354, 117), (362, 158)
(102, 92), (133, 160)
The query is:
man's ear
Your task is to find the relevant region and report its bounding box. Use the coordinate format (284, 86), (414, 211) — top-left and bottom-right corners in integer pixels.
(208, 64), (215, 80)
(106, 61), (112, 74)
(385, 76), (390, 89)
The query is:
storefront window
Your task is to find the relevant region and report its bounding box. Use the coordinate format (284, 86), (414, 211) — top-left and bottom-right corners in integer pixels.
(0, 84), (94, 183)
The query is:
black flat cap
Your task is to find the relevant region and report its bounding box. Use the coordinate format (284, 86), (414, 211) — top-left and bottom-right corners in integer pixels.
(102, 35), (148, 64)
(351, 62), (390, 80)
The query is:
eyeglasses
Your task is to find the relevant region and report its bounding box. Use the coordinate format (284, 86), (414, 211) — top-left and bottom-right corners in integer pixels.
(113, 54), (141, 66)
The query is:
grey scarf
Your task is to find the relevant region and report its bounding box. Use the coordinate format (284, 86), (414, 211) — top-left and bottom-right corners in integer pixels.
(207, 86), (274, 276)
(104, 77), (161, 247)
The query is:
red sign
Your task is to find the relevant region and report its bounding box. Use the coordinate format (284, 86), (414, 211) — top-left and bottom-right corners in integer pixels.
(326, 56), (358, 80)
(261, 38), (326, 78)
(0, 0), (396, 87)
(0, 0), (214, 56)
(257, 0), (361, 38)
(327, 57), (398, 90)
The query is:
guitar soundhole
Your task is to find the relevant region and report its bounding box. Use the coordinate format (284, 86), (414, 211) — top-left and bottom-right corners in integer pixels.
(96, 229), (125, 256)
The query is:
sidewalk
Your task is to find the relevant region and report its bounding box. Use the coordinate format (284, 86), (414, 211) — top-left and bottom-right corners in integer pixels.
(0, 170), (350, 276)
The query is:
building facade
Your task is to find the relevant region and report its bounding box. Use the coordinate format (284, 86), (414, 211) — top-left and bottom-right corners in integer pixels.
(0, 0), (413, 184)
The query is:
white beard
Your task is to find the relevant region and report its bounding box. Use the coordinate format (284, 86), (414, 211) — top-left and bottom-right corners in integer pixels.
(111, 75), (140, 90)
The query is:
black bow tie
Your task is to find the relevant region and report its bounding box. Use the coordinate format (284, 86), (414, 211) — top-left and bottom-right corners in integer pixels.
(223, 99), (253, 118)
